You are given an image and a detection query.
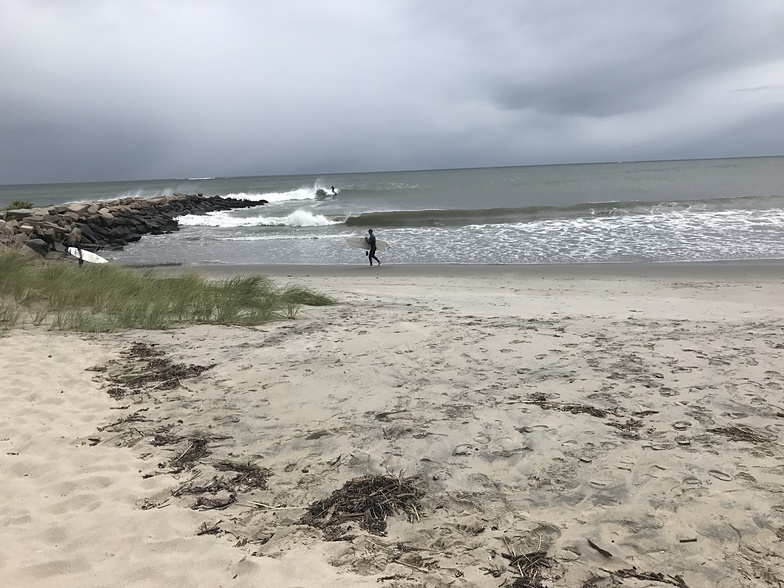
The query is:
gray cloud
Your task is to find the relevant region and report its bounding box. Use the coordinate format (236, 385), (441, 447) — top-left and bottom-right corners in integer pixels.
(1, 0), (783, 183)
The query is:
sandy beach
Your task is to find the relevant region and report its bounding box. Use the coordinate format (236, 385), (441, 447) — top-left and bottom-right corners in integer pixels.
(2, 262), (784, 587)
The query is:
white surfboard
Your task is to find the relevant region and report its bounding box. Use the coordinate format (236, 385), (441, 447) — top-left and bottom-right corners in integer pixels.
(68, 247), (109, 264)
(346, 236), (391, 251)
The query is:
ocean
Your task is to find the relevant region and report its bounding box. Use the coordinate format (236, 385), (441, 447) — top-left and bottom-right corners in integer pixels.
(2, 156), (784, 266)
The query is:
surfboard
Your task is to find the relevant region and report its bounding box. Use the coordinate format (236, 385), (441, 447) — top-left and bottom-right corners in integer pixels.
(345, 236), (391, 251)
(68, 247), (109, 264)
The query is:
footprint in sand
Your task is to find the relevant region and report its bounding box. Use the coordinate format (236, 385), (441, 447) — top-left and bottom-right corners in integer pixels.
(453, 444), (479, 456)
(709, 469), (733, 481)
(680, 477), (702, 490)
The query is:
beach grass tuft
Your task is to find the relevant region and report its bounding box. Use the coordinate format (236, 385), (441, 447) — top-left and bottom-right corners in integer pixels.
(4, 200), (34, 210)
(0, 252), (336, 332)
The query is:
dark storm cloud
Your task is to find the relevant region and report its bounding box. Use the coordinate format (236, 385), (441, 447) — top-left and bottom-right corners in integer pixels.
(469, 1), (784, 117)
(1, 0), (783, 183)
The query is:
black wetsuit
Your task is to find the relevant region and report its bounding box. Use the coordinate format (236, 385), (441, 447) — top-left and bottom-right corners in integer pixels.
(367, 233), (380, 266)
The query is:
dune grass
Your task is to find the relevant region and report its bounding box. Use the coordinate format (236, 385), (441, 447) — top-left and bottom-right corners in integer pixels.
(0, 252), (336, 332)
(4, 200), (34, 210)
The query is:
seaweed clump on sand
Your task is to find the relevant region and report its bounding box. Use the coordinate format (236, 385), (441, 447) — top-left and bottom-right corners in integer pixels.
(301, 474), (424, 536)
(502, 550), (552, 588)
(119, 341), (215, 390)
(707, 424), (775, 444)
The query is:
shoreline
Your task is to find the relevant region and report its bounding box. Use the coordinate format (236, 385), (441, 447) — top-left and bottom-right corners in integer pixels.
(145, 259), (784, 281)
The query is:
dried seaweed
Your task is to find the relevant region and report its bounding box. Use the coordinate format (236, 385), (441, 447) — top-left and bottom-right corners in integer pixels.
(128, 341), (164, 358)
(526, 395), (610, 418)
(150, 432), (182, 446)
(148, 421), (184, 446)
(96, 409), (148, 432)
(502, 549), (553, 588)
(109, 341), (214, 391)
(196, 521), (222, 535)
(377, 574), (410, 583)
(169, 437), (210, 471)
(605, 418), (644, 432)
(632, 410), (659, 418)
(322, 524), (358, 542)
(616, 567), (690, 587)
(301, 474), (424, 536)
(213, 460), (271, 490)
(106, 386), (128, 399)
(192, 494), (236, 511)
(173, 475), (233, 496)
(707, 424), (775, 444)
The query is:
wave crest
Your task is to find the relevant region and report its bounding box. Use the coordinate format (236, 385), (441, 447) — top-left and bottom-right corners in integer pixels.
(345, 194), (784, 228)
(226, 182), (339, 204)
(177, 209), (338, 228)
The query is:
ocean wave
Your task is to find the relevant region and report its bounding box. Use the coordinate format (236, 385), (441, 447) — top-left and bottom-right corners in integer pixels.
(345, 194), (784, 228)
(177, 209), (339, 228)
(224, 189), (310, 204)
(226, 182), (340, 205)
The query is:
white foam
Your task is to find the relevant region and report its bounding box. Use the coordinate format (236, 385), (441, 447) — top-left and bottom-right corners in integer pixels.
(177, 209), (338, 228)
(226, 184), (325, 204)
(116, 187), (176, 200)
(225, 181), (345, 204)
(286, 209), (336, 226)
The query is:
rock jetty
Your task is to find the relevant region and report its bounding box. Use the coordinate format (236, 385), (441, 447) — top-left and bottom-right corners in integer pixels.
(0, 193), (266, 261)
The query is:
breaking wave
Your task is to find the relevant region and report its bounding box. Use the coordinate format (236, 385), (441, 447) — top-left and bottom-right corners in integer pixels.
(177, 209), (338, 228)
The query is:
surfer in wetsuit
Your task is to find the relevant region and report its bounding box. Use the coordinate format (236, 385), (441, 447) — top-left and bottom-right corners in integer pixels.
(70, 227), (84, 267)
(366, 228), (381, 267)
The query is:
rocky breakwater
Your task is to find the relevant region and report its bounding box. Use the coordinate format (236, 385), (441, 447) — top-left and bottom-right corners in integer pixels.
(0, 193), (266, 260)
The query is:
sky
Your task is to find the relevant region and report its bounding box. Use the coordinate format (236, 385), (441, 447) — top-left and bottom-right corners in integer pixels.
(1, 0), (784, 185)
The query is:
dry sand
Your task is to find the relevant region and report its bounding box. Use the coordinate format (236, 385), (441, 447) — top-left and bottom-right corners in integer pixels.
(2, 262), (784, 587)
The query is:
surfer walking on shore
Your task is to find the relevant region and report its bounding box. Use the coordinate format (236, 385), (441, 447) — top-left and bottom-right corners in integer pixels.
(366, 229), (381, 267)
(69, 227), (84, 267)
